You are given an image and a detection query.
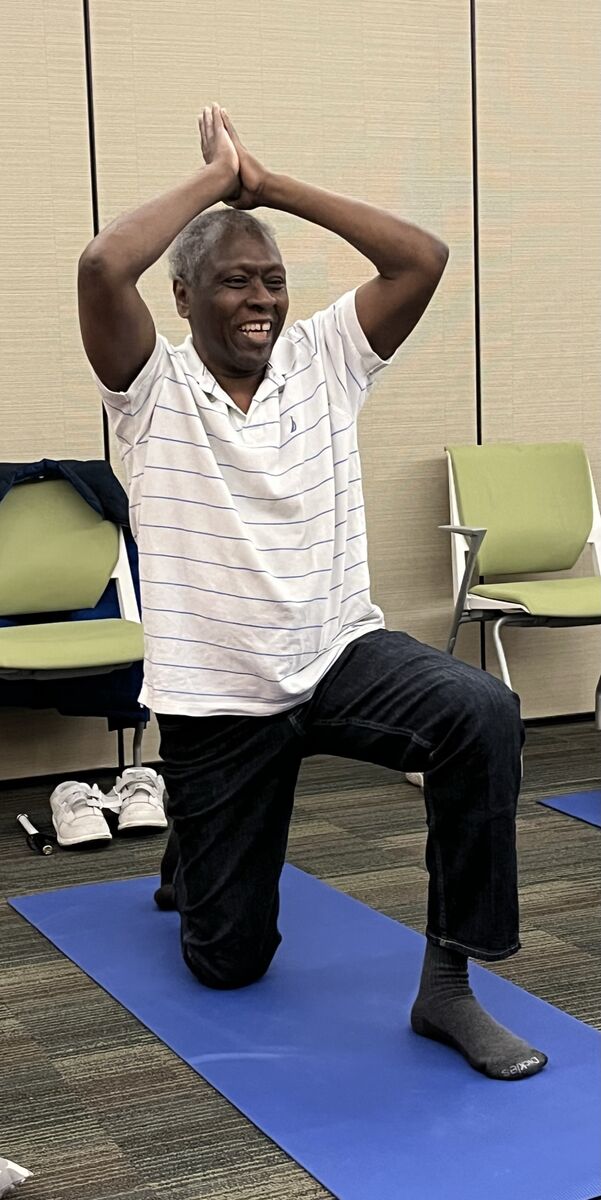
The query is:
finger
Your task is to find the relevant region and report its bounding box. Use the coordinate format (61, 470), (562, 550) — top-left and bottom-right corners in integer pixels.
(212, 101), (223, 130)
(202, 116), (213, 161)
(211, 101), (224, 137)
(221, 109), (234, 136)
(204, 104), (214, 140)
(198, 114), (207, 156)
(221, 110), (242, 149)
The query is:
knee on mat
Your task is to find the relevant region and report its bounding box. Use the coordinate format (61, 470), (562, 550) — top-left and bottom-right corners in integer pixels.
(183, 942), (276, 990)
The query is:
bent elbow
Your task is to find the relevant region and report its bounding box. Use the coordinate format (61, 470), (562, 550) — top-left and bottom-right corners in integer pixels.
(412, 238), (449, 285)
(78, 244), (112, 280)
(433, 239), (450, 269)
(426, 240), (450, 288)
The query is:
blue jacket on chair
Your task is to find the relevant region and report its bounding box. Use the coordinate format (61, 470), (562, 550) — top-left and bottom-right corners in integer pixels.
(0, 459), (148, 730)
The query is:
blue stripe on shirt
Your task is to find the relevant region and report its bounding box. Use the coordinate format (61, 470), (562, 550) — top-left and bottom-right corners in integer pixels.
(143, 616), (367, 660)
(137, 545), (360, 579)
(142, 588), (370, 634)
(139, 523), (337, 553)
(139, 561), (365, 606)
(146, 434), (345, 480)
(137, 447), (356, 483)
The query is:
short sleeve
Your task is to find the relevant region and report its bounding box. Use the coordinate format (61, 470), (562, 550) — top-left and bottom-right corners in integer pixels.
(312, 289), (393, 419)
(90, 334), (173, 447)
(333, 289), (393, 377)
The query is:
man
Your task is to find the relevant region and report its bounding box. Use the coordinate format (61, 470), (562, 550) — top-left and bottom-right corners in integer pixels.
(78, 105), (546, 1080)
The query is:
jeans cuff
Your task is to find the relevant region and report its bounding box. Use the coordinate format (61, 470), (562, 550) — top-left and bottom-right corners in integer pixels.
(425, 930), (522, 963)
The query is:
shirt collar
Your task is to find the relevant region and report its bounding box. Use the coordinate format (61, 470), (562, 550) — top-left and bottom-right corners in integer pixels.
(183, 334), (284, 407)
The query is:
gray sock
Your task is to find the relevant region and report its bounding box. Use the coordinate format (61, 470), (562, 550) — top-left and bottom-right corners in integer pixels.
(410, 942), (548, 1080)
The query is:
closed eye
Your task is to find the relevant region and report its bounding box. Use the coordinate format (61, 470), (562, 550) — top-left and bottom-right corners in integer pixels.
(222, 275), (286, 290)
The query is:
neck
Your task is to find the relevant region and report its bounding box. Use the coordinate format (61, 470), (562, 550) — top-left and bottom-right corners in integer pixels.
(192, 338), (266, 413)
(213, 368), (265, 413)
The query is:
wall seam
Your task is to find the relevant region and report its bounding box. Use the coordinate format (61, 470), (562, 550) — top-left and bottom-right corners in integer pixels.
(470, 0), (486, 671)
(82, 0), (110, 461)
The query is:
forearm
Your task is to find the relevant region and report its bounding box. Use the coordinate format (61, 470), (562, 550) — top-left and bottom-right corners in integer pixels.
(79, 161), (235, 282)
(264, 173), (447, 277)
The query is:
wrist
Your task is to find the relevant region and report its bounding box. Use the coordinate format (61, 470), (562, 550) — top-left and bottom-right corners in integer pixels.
(203, 159), (239, 200)
(259, 170), (289, 208)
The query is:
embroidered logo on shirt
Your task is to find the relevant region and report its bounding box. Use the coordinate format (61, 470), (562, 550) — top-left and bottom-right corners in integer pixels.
(290, 417), (297, 432)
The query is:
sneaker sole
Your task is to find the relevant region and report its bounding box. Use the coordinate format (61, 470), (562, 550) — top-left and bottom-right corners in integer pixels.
(52, 816), (112, 844)
(118, 816), (168, 833)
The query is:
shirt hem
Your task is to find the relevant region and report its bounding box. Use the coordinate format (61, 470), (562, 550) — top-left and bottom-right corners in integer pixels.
(141, 618), (385, 718)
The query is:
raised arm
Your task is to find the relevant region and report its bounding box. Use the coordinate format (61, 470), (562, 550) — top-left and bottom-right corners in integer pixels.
(220, 112), (449, 360)
(77, 105), (239, 392)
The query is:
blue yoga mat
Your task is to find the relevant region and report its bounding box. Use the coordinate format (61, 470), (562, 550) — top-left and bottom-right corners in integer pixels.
(538, 790), (601, 828)
(9, 867), (601, 1200)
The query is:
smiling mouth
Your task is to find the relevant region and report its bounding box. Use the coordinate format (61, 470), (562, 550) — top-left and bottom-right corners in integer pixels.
(237, 321), (273, 347)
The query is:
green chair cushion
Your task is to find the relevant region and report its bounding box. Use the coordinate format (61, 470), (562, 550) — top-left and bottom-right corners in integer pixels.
(0, 619), (144, 671)
(470, 577), (601, 618)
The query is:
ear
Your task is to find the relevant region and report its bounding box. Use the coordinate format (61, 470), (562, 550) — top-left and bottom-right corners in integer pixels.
(173, 277), (191, 319)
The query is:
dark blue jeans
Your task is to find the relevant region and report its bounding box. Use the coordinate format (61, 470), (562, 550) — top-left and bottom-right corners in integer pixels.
(157, 628), (524, 989)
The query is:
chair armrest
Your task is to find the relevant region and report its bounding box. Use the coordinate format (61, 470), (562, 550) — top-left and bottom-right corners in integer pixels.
(439, 526), (487, 650)
(439, 524), (487, 595)
(439, 524), (487, 539)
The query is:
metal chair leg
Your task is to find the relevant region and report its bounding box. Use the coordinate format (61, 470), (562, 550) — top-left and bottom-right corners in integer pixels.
(446, 604), (463, 656)
(410, 523), (485, 793)
(491, 617), (514, 690)
(132, 721), (145, 767)
(117, 728), (125, 772)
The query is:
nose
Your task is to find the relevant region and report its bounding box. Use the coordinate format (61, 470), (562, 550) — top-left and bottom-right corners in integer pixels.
(248, 279), (275, 308)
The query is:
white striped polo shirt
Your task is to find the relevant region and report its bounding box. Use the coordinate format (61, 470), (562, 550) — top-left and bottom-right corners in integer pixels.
(94, 288), (392, 717)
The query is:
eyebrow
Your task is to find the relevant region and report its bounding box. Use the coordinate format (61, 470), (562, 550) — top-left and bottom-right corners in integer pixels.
(219, 262), (286, 274)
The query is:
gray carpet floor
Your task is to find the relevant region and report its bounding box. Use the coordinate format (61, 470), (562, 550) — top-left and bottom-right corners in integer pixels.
(1, 720), (599, 1199)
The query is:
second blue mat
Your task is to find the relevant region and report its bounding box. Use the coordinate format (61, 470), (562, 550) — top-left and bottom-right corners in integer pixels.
(9, 867), (601, 1200)
(538, 790), (601, 828)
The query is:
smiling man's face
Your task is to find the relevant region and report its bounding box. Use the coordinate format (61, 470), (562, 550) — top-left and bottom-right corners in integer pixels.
(174, 230), (289, 380)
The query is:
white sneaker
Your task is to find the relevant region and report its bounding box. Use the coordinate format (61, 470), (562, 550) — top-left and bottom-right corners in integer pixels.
(50, 781), (112, 847)
(0, 1156), (33, 1192)
(405, 771), (425, 789)
(102, 766), (168, 832)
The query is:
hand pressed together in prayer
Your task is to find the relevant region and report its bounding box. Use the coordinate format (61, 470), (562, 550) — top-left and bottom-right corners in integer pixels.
(199, 103), (269, 210)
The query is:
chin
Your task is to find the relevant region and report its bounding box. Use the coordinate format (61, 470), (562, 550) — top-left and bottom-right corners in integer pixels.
(233, 346), (273, 373)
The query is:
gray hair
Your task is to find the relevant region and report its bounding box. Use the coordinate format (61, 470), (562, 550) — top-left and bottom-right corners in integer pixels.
(168, 208), (277, 288)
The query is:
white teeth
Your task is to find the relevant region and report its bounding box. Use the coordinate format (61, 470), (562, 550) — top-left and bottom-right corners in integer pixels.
(240, 323), (271, 332)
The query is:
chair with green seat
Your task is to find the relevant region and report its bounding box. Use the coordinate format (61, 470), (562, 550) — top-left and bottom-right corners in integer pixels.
(0, 477), (147, 762)
(443, 442), (601, 727)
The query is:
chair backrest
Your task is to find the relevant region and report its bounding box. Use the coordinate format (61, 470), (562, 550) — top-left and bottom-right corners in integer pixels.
(0, 479), (119, 617)
(446, 442), (594, 575)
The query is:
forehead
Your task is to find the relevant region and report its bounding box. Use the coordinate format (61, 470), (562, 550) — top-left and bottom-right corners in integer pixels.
(208, 231), (284, 274)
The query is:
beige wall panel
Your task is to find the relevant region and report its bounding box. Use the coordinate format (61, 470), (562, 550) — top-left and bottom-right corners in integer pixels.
(0, 3), (111, 782)
(476, 0), (601, 716)
(90, 0), (478, 669)
(0, 1), (103, 459)
(0, 711), (160, 783)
